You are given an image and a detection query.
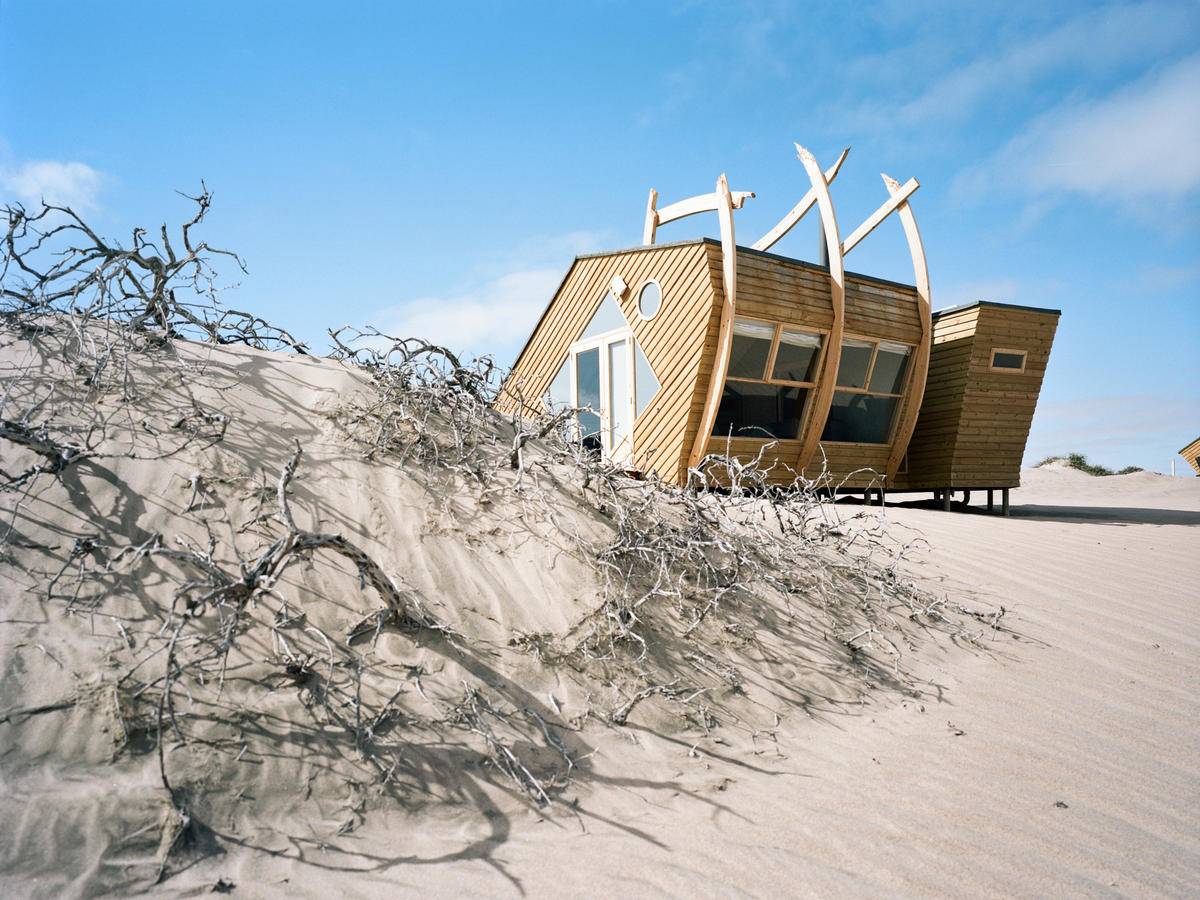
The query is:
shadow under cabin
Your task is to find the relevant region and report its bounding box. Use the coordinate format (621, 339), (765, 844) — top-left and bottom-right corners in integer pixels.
(496, 144), (1060, 514)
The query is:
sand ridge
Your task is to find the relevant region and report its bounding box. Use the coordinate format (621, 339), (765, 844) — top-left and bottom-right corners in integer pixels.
(1, 337), (1197, 898)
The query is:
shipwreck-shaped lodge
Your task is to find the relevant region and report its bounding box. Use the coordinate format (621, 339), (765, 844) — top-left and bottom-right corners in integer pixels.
(497, 145), (1060, 511)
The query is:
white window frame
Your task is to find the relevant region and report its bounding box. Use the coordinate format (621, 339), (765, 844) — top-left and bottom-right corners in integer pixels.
(821, 334), (917, 446)
(568, 322), (636, 464)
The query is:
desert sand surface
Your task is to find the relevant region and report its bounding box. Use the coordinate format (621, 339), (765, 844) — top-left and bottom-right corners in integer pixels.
(2, 337), (1198, 899)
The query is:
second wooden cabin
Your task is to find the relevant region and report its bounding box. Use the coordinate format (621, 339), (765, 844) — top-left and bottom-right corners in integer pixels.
(497, 145), (1060, 508)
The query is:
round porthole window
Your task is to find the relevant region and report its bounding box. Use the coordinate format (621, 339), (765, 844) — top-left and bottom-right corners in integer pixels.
(637, 281), (662, 320)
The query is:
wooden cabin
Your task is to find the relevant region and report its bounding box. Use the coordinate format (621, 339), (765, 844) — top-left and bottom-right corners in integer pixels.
(496, 145), (1060, 509)
(1180, 436), (1200, 475)
(892, 300), (1061, 501)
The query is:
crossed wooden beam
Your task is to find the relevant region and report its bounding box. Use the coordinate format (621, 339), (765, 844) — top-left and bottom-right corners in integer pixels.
(642, 144), (932, 482)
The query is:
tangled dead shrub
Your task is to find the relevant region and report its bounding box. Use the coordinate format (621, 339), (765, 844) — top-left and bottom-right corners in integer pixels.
(0, 191), (991, 875)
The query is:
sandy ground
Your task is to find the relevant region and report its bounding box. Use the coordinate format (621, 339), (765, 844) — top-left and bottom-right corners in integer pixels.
(2, 338), (1197, 898)
(293, 466), (1197, 899)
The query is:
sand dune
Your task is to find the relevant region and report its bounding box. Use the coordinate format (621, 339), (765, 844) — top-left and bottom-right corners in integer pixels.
(2, 338), (1197, 898)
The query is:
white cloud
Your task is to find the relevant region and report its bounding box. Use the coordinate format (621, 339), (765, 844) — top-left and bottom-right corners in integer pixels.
(0, 159), (105, 211)
(373, 267), (565, 362)
(844, 2), (1198, 130)
(955, 53), (1200, 206)
(370, 230), (611, 362)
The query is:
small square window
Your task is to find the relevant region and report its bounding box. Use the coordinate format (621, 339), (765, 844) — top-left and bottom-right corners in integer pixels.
(991, 349), (1026, 371)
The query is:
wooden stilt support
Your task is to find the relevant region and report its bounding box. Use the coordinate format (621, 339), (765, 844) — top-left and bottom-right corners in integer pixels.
(987, 489), (994, 513)
(942, 489), (952, 512)
(1002, 488), (1010, 517)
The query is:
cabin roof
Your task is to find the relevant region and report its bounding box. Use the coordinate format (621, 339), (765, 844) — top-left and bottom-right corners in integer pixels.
(932, 299), (1062, 319)
(511, 240), (1058, 374)
(574, 237), (923, 293)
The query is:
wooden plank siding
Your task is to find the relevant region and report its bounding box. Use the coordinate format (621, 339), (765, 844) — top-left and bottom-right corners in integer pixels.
(498, 240), (1057, 493)
(699, 246), (924, 488)
(495, 240), (720, 484)
(1178, 436), (1200, 476)
(894, 302), (1060, 490)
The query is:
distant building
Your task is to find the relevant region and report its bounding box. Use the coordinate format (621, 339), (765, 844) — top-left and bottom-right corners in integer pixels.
(1180, 437), (1200, 475)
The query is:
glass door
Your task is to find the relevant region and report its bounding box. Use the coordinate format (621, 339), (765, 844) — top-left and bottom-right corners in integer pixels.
(574, 346), (602, 452)
(607, 338), (632, 462)
(570, 330), (634, 464)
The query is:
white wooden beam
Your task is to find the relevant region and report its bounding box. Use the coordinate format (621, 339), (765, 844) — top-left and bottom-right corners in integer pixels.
(654, 188), (754, 230)
(751, 147), (850, 252)
(642, 188), (659, 245)
(687, 174), (744, 470)
(841, 177), (919, 256)
(880, 172), (932, 483)
(792, 144), (846, 475)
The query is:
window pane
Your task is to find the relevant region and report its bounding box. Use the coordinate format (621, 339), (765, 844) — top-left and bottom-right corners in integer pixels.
(637, 281), (661, 319)
(821, 391), (899, 444)
(727, 319), (775, 380)
(608, 339), (630, 453)
(992, 350), (1025, 370)
(545, 357), (572, 410)
(633, 338), (660, 417)
(835, 338), (874, 388)
(575, 347), (601, 449)
(580, 292), (628, 339)
(771, 329), (822, 383)
(868, 343), (911, 393)
(712, 382), (806, 440)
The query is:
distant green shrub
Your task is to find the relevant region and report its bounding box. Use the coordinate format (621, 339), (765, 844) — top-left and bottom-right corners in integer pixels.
(1034, 453), (1143, 477)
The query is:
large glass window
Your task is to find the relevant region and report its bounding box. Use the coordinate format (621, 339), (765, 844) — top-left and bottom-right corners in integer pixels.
(823, 392), (900, 443)
(712, 318), (825, 439)
(821, 338), (913, 444)
(714, 382), (806, 440)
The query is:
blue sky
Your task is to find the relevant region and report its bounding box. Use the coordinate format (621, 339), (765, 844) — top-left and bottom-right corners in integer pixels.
(2, 1), (1198, 472)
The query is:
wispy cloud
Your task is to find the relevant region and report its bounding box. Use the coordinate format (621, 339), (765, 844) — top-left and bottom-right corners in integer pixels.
(843, 2), (1198, 131)
(954, 53), (1200, 213)
(0, 159), (105, 211)
(371, 230), (610, 361)
(373, 267), (565, 360)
